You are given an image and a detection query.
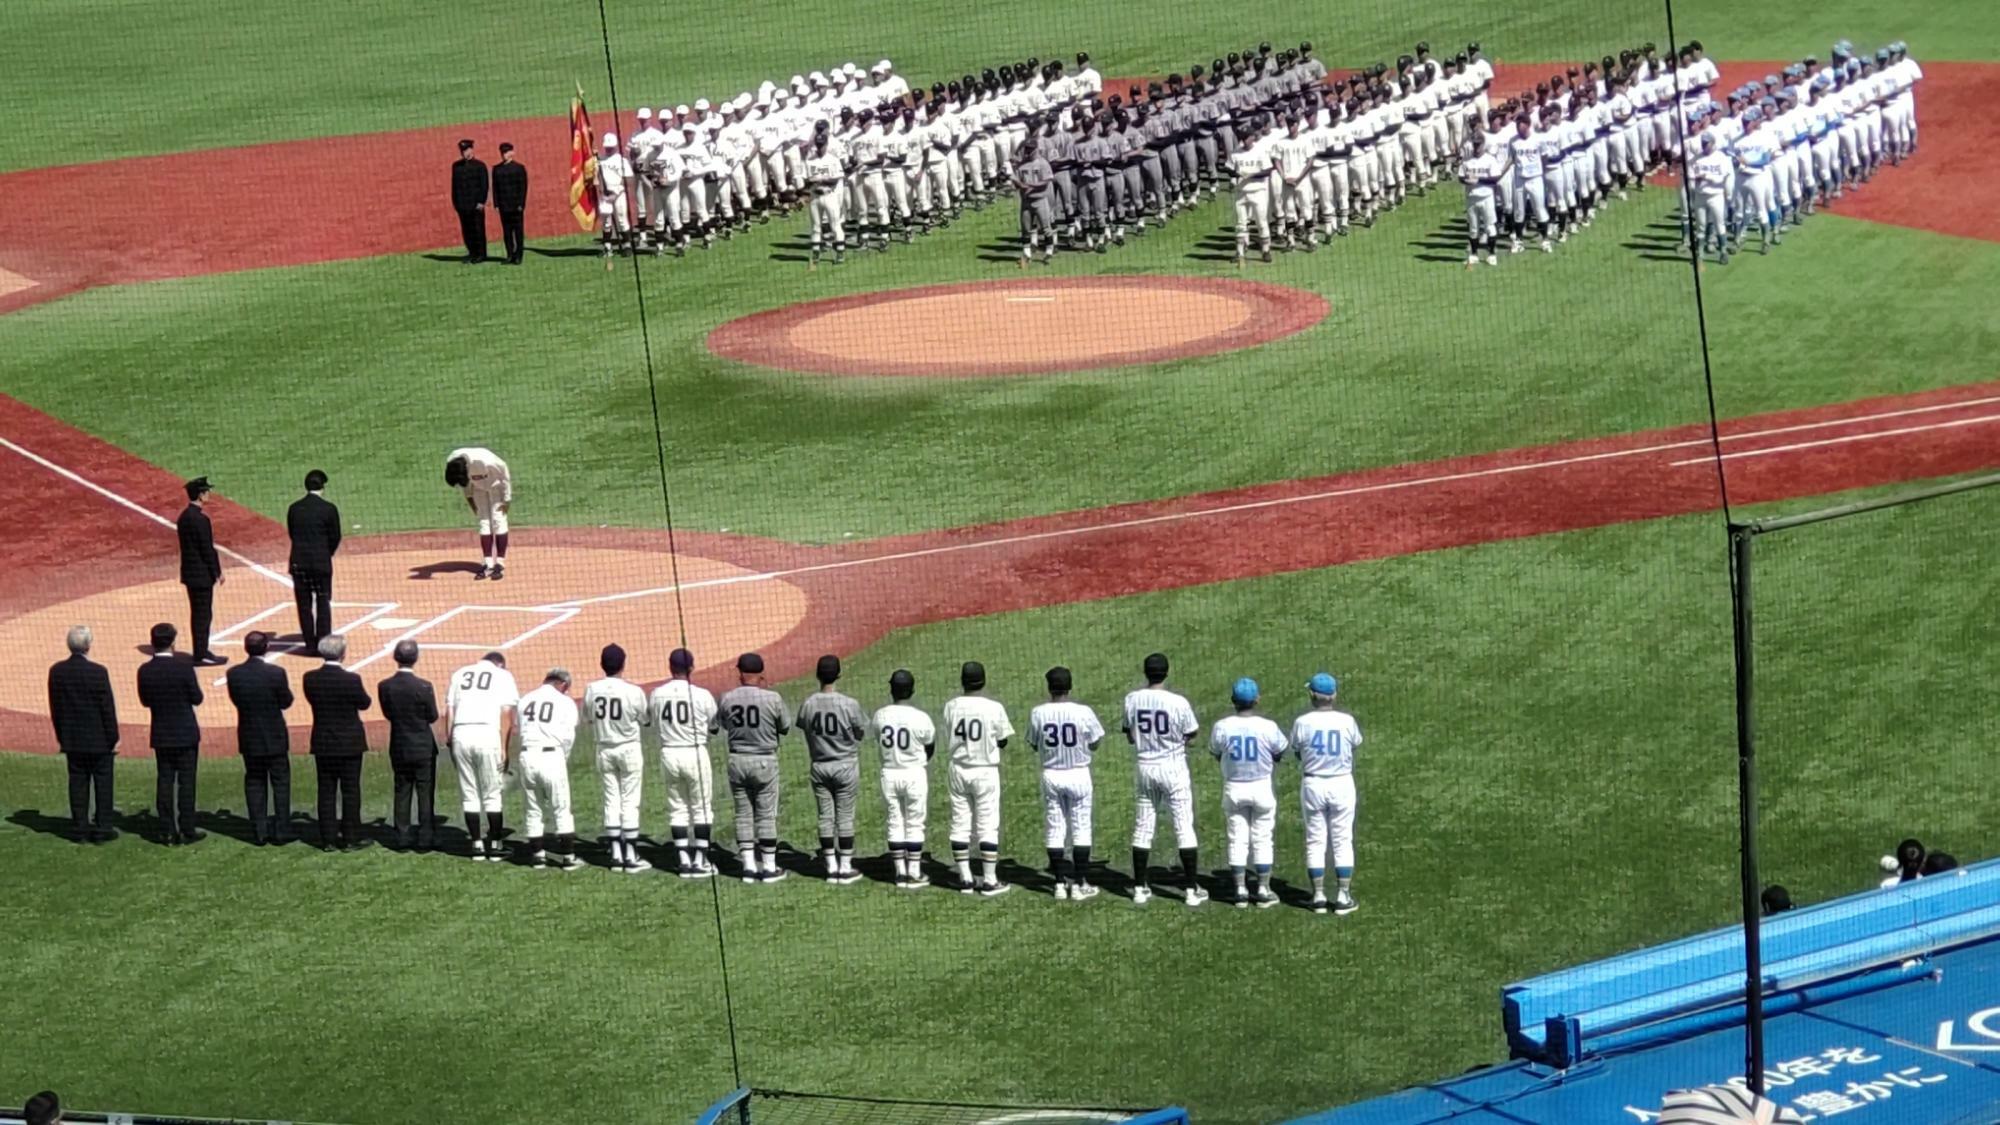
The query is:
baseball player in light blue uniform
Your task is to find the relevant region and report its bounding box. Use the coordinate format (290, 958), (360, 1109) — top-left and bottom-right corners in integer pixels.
(1291, 673), (1361, 916)
(1209, 677), (1287, 909)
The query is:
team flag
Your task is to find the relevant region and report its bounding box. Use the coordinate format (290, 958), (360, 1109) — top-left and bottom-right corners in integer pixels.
(568, 85), (599, 230)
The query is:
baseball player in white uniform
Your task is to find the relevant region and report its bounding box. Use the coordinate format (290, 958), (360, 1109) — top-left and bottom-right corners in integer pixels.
(584, 643), (652, 873)
(1459, 132), (1506, 266)
(1292, 673), (1360, 916)
(1029, 667), (1105, 901)
(445, 650), (520, 861)
(1689, 133), (1733, 264)
(804, 124), (849, 268)
(943, 660), (1014, 896)
(1122, 653), (1206, 906)
(874, 669), (936, 889)
(444, 447), (512, 580)
(649, 647), (719, 877)
(1271, 115), (1318, 251)
(517, 667), (581, 870)
(1229, 115), (1277, 264)
(1209, 677), (1287, 909)
(595, 132), (634, 259)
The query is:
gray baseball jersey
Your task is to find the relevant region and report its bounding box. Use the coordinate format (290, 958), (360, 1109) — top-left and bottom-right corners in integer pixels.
(797, 690), (867, 763)
(716, 684), (792, 755)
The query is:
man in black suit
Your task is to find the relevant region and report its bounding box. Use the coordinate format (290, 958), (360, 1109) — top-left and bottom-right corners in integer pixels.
(493, 142), (529, 265)
(378, 639), (442, 849)
(303, 635), (372, 850)
(226, 630), (294, 844)
(285, 469), (341, 652)
(451, 139), (490, 263)
(137, 621), (205, 844)
(47, 624), (120, 842)
(176, 477), (227, 666)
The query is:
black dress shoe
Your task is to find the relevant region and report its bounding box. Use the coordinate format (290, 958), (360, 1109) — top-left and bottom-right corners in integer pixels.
(195, 653), (228, 667)
(180, 829), (207, 844)
(344, 837), (376, 852)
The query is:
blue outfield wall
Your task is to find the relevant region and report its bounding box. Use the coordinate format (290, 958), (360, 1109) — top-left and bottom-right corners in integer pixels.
(1293, 861), (2000, 1124)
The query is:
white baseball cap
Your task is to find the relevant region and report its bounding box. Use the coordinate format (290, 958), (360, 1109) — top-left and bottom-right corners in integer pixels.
(601, 132), (618, 147)
(759, 80), (777, 95)
(637, 107), (652, 120)
(874, 59), (893, 73)
(790, 74), (806, 88)
(694, 98), (711, 111)
(810, 70), (828, 86)
(843, 62), (859, 76)
(675, 103), (691, 116)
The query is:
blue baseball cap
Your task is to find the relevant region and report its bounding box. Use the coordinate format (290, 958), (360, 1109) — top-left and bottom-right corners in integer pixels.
(1307, 672), (1338, 695)
(1743, 106), (1763, 123)
(1231, 677), (1260, 706)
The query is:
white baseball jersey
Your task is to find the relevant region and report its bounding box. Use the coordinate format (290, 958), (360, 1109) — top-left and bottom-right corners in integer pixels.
(1122, 687), (1199, 763)
(1291, 709), (1361, 778)
(596, 152), (633, 194)
(942, 695), (1014, 768)
(447, 447), (511, 501)
(1691, 150), (1731, 194)
(649, 679), (718, 749)
(1210, 714), (1288, 782)
(1272, 133), (1315, 179)
(1508, 133), (1546, 178)
(873, 702), (936, 770)
(518, 684), (579, 752)
(1460, 149), (1506, 200)
(1028, 701), (1105, 771)
(447, 659), (520, 728)
(1229, 143), (1275, 189)
(805, 150), (845, 189)
(584, 676), (650, 745)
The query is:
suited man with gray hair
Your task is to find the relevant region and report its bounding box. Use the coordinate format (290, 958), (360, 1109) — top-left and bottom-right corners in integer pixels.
(48, 624), (120, 841)
(303, 635), (372, 850)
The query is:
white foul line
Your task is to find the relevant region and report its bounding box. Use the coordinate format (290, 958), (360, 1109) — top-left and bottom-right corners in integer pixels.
(539, 394), (2000, 614)
(1005, 296), (1059, 303)
(1668, 413), (2000, 465)
(0, 435), (293, 588)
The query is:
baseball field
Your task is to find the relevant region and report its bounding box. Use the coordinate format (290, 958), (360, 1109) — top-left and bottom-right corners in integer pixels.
(2, 0), (1998, 1121)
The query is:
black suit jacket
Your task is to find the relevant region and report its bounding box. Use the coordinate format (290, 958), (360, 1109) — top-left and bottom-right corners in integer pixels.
(377, 670), (440, 763)
(285, 493), (342, 576)
(226, 657), (294, 757)
(48, 653), (119, 755)
(177, 503), (222, 588)
(492, 160), (528, 211)
(137, 654), (203, 750)
(452, 157), (489, 212)
(303, 664), (372, 756)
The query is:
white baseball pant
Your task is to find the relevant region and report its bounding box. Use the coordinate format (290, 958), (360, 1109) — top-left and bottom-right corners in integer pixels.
(1131, 759), (1197, 848)
(598, 190), (632, 235)
(948, 764), (1001, 847)
(660, 745), (714, 827)
(450, 726), (506, 813)
(467, 484), (509, 537)
(519, 745), (574, 837)
(597, 741), (644, 835)
(881, 766), (929, 844)
(1513, 175), (1549, 226)
(1222, 779), (1276, 868)
(1234, 185), (1271, 250)
(1041, 767), (1094, 848)
(1301, 774), (1356, 873)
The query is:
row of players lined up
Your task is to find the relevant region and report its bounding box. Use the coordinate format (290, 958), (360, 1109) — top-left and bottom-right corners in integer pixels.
(1450, 37), (1920, 266)
(49, 625), (1364, 915)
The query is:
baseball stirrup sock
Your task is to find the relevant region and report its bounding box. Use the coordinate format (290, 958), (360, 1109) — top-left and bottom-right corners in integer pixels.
(464, 813), (481, 841)
(486, 811), (504, 837)
(495, 533), (508, 559)
(1074, 845), (1091, 882)
(1047, 847), (1065, 880)
(1131, 846), (1150, 886)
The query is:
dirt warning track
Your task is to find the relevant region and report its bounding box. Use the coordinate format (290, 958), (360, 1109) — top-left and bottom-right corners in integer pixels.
(4, 381), (1998, 753)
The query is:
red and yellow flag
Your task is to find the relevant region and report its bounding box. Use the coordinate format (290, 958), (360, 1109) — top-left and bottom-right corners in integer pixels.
(569, 86), (599, 230)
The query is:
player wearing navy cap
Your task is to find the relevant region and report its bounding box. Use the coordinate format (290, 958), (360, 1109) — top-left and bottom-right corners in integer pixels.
(1209, 677), (1287, 908)
(1293, 673), (1362, 915)
(1030, 666), (1105, 901)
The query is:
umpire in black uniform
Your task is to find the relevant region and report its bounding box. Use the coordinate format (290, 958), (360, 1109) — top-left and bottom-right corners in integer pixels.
(137, 621), (205, 843)
(379, 639), (442, 849)
(285, 469), (341, 652)
(303, 635), (372, 850)
(48, 624), (120, 841)
(493, 142), (528, 265)
(451, 139), (490, 263)
(176, 477), (226, 666)
(226, 630), (294, 844)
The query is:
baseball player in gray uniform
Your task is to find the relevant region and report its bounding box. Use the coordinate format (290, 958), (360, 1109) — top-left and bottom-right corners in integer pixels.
(1011, 137), (1057, 265)
(716, 652), (793, 883)
(797, 655), (866, 884)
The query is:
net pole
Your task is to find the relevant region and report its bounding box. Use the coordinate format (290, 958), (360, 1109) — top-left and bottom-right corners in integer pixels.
(1730, 523), (1766, 1092)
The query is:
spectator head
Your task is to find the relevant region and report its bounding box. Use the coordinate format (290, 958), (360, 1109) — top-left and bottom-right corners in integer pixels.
(816, 654), (841, 686)
(960, 661), (986, 692)
(889, 669), (915, 702)
(319, 635), (347, 662)
(304, 469), (328, 492)
(1922, 852), (1961, 877)
(669, 648), (694, 676)
(65, 624), (91, 655)
(245, 630), (270, 658)
(393, 640), (420, 667)
(23, 1090), (61, 1125)
(1143, 652), (1169, 684)
(1761, 884), (1794, 915)
(150, 622), (177, 653)
(601, 643), (626, 676)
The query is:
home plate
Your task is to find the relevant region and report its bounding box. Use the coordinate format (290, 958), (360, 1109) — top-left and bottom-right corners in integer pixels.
(370, 617), (420, 630)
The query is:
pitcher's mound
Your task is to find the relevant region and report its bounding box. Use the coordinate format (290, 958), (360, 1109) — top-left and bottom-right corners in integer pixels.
(707, 276), (1329, 377)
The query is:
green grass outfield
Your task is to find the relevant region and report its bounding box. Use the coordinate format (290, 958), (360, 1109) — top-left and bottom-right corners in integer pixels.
(2, 494), (1994, 1124)
(5, 0), (1998, 170)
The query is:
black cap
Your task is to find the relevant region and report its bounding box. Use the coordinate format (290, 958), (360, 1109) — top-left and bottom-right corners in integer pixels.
(737, 652), (764, 674)
(601, 643), (626, 674)
(498, 142), (514, 154)
(458, 138), (474, 151)
(669, 647), (694, 673)
(1045, 666), (1072, 695)
(815, 654), (841, 684)
(184, 476), (212, 500)
(889, 668), (915, 700)
(1143, 652), (1170, 681)
(960, 661), (986, 691)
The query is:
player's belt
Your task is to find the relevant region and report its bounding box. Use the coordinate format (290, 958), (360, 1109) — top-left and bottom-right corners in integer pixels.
(527, 744), (561, 752)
